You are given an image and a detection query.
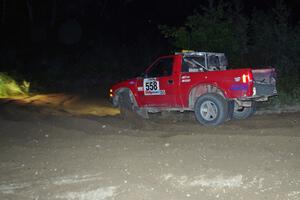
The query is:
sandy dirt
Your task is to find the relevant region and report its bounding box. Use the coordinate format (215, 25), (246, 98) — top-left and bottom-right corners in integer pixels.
(0, 94), (299, 200)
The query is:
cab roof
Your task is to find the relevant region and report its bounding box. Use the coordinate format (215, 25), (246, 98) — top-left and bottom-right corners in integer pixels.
(175, 51), (225, 57)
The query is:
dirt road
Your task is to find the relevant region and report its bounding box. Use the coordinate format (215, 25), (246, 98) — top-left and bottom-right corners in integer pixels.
(0, 94), (299, 200)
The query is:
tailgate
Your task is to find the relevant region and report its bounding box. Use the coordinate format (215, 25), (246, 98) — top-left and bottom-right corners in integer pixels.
(252, 68), (277, 96)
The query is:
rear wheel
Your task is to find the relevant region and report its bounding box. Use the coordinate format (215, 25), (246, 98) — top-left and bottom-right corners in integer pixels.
(232, 102), (256, 120)
(194, 93), (228, 126)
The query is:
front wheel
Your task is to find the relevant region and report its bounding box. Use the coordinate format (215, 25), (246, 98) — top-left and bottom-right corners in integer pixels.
(194, 93), (228, 126)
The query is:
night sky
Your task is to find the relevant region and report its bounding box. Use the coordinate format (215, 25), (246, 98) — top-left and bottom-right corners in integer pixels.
(2, 0), (300, 45)
(1, 0), (300, 93)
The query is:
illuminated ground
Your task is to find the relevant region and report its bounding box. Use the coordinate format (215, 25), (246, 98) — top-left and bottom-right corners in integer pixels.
(0, 93), (119, 116)
(0, 95), (299, 200)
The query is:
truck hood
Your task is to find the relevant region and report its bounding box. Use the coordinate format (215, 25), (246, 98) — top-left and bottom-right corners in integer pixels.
(111, 78), (138, 91)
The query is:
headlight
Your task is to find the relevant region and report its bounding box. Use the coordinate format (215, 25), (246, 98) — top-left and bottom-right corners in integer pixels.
(109, 89), (113, 97)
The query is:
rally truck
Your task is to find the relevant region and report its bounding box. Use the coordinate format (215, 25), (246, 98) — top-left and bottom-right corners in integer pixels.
(109, 51), (277, 126)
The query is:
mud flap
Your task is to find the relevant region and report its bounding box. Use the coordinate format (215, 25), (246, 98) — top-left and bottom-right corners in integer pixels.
(227, 100), (234, 120)
(119, 91), (149, 119)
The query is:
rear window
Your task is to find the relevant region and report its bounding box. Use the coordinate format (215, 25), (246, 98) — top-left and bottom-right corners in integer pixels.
(182, 56), (206, 72)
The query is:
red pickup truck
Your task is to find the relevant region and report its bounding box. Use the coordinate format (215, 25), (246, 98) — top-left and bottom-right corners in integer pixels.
(110, 51), (277, 126)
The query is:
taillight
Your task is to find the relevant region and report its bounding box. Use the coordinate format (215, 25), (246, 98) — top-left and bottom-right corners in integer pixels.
(242, 73), (252, 83)
(242, 74), (247, 83)
(248, 72), (253, 82)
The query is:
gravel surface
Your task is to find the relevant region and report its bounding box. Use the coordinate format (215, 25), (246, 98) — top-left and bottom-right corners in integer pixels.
(0, 95), (299, 200)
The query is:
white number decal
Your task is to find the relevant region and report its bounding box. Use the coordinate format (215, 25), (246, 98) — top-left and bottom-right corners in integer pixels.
(143, 78), (162, 95)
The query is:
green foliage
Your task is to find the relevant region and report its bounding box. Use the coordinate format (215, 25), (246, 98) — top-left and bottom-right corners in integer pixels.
(160, 1), (248, 66)
(0, 73), (30, 97)
(160, 0), (300, 105)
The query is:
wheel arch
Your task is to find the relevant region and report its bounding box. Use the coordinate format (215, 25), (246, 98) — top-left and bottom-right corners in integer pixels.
(114, 87), (138, 107)
(188, 84), (227, 109)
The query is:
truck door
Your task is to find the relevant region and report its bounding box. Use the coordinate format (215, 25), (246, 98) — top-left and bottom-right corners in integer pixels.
(137, 56), (178, 107)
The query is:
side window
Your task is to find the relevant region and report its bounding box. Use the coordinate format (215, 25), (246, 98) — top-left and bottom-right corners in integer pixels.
(182, 56), (206, 72)
(146, 57), (173, 78)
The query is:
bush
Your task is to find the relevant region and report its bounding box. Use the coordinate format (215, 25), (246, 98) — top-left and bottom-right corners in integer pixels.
(0, 72), (30, 97)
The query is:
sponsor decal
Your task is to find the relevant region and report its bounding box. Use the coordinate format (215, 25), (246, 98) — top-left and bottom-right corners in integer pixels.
(181, 75), (191, 83)
(230, 84), (249, 91)
(181, 79), (191, 83)
(181, 75), (190, 79)
(234, 77), (241, 82)
(137, 87), (143, 91)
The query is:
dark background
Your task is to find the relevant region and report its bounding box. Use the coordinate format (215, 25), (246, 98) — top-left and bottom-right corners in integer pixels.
(0, 0), (300, 97)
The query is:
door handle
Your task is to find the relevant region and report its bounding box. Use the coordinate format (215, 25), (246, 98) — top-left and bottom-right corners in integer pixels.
(168, 79), (173, 84)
